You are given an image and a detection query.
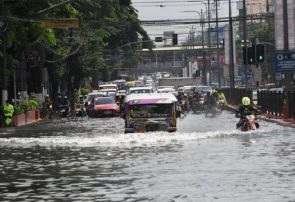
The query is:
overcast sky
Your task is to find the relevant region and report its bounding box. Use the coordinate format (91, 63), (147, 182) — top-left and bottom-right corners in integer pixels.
(132, 0), (240, 43)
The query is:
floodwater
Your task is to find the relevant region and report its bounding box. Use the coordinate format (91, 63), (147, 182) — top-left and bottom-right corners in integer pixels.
(0, 111), (294, 201)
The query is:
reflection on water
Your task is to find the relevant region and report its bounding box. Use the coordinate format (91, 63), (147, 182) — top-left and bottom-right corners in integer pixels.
(0, 112), (295, 201)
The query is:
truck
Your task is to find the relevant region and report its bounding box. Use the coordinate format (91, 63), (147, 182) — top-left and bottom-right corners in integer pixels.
(157, 77), (200, 90)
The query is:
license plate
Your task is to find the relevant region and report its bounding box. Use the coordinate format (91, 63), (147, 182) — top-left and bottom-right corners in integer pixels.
(104, 111), (112, 115)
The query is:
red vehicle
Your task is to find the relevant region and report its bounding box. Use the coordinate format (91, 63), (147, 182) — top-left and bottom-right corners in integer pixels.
(87, 97), (120, 117)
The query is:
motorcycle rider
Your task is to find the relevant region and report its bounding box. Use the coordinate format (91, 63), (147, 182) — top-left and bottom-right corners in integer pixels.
(204, 91), (216, 108)
(42, 95), (53, 119)
(58, 95), (71, 116)
(236, 96), (259, 129)
(76, 96), (86, 116)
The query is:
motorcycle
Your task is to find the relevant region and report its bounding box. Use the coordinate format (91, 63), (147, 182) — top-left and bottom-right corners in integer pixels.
(241, 114), (258, 131)
(76, 103), (87, 117)
(59, 105), (71, 118)
(191, 97), (205, 113)
(236, 111), (259, 131)
(41, 104), (53, 119)
(217, 99), (225, 111)
(204, 103), (217, 117)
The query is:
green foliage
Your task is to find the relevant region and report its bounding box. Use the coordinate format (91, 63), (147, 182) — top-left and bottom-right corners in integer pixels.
(80, 88), (90, 96)
(29, 100), (39, 111)
(13, 105), (24, 116)
(18, 101), (30, 113)
(248, 23), (275, 44)
(4, 0), (149, 100)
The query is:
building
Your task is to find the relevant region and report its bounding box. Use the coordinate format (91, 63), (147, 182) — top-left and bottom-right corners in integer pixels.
(246, 0), (273, 15)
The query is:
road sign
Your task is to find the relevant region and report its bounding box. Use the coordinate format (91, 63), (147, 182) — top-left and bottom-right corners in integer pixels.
(155, 37), (163, 42)
(163, 31), (174, 39)
(44, 19), (79, 29)
(274, 51), (295, 72)
(275, 72), (282, 81)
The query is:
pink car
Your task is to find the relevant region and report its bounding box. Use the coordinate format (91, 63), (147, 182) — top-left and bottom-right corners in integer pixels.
(87, 97), (120, 117)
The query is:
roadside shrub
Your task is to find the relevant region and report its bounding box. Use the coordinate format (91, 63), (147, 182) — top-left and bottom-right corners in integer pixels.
(13, 105), (24, 116)
(80, 87), (90, 96)
(28, 99), (39, 111)
(19, 101), (29, 113)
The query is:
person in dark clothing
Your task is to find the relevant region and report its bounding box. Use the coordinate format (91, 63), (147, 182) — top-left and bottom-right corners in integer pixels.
(236, 97), (260, 129)
(204, 92), (216, 107)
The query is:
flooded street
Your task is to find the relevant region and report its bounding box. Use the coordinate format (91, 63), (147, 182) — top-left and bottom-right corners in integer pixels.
(1, 111), (295, 201)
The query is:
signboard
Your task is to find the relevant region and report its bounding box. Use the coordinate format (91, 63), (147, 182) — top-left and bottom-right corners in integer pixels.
(274, 51), (295, 72)
(163, 31), (174, 39)
(44, 19), (79, 29)
(275, 72), (282, 80)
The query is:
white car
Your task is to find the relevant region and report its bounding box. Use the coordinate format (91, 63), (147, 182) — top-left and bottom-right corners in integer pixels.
(128, 86), (153, 94)
(99, 89), (117, 97)
(157, 88), (177, 95)
(86, 92), (107, 105)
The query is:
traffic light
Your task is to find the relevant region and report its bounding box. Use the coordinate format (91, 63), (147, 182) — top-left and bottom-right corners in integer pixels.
(242, 47), (247, 65)
(255, 43), (265, 63)
(247, 45), (256, 64)
(172, 34), (178, 45)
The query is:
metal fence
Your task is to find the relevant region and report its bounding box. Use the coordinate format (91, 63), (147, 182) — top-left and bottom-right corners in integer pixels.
(220, 88), (252, 106)
(257, 91), (284, 117)
(287, 91), (295, 119)
(220, 88), (295, 119)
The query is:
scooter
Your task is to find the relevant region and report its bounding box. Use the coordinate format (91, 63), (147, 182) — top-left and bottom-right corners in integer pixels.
(76, 103), (87, 117)
(236, 111), (259, 132)
(241, 114), (258, 131)
(204, 103), (217, 117)
(59, 105), (71, 118)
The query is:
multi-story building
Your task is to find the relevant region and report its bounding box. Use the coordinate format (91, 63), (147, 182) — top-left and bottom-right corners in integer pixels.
(246, 0), (273, 15)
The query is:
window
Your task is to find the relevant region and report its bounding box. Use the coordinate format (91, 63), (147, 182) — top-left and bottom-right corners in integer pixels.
(130, 104), (173, 118)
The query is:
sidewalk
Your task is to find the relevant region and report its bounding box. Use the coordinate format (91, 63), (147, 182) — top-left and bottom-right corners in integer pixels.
(226, 105), (295, 128)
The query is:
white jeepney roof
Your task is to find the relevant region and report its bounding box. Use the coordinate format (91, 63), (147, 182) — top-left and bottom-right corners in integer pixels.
(125, 93), (177, 104)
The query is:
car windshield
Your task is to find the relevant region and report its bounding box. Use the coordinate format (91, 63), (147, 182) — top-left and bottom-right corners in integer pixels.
(95, 98), (115, 105)
(130, 89), (151, 94)
(195, 86), (212, 93)
(130, 104), (173, 118)
(86, 94), (105, 102)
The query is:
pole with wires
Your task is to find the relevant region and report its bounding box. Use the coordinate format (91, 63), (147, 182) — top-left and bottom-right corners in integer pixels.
(229, 0), (235, 100)
(215, 0), (220, 89)
(1, 0), (8, 106)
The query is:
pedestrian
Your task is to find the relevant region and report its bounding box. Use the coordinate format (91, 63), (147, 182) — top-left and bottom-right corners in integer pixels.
(3, 100), (15, 127)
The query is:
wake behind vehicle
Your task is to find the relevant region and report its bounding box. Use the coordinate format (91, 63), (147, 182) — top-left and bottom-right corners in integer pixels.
(123, 93), (178, 133)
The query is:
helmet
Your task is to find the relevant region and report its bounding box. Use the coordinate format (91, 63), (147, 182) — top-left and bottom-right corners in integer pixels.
(242, 97), (251, 106)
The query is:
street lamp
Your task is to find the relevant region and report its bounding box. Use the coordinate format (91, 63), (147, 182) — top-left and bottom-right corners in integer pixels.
(182, 9), (207, 83)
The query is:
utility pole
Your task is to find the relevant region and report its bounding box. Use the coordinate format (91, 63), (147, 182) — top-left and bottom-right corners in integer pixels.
(200, 9), (207, 85)
(215, 0), (220, 88)
(1, 0), (7, 106)
(282, 0), (291, 89)
(229, 0), (235, 96)
(207, 0), (211, 85)
(243, 0), (247, 88)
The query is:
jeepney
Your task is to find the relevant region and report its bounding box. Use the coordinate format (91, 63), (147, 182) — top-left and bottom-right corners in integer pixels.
(123, 93), (178, 133)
